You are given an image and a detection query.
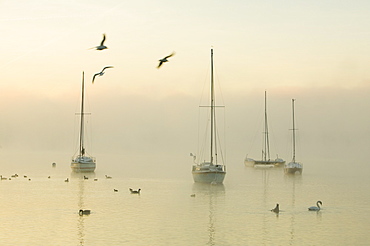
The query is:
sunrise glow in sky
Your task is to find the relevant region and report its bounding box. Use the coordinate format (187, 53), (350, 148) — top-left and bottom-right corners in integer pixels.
(1, 0), (370, 168)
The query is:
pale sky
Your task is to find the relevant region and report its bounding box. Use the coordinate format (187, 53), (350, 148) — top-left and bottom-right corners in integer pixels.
(1, 0), (370, 172)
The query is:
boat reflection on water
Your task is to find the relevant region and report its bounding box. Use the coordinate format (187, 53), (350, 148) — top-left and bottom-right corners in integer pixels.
(71, 172), (96, 246)
(284, 173), (302, 244)
(192, 183), (225, 246)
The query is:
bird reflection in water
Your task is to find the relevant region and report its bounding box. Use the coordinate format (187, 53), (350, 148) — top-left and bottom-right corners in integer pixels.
(77, 211), (85, 246)
(284, 171), (302, 244)
(77, 177), (85, 246)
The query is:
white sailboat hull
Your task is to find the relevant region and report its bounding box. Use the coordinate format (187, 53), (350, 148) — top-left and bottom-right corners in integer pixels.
(284, 162), (303, 174)
(192, 171), (226, 184)
(244, 158), (255, 167)
(192, 163), (226, 184)
(245, 158), (285, 167)
(71, 156), (96, 172)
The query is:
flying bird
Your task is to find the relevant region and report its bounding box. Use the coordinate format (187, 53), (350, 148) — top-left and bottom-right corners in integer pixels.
(157, 52), (175, 68)
(92, 66), (114, 83)
(90, 33), (108, 50)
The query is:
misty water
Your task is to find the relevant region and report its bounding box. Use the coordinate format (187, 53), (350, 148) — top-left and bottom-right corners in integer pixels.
(0, 152), (369, 245)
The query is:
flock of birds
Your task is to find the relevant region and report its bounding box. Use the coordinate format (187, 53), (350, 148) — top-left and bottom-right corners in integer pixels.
(271, 201), (323, 214)
(2, 172), (323, 216)
(72, 173), (142, 216)
(1, 174), (32, 181)
(89, 33), (175, 84)
(1, 171), (141, 216)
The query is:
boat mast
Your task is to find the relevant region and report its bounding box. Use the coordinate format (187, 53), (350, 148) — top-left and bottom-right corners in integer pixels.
(210, 48), (215, 165)
(79, 71), (85, 157)
(291, 99), (296, 163)
(263, 90), (270, 161)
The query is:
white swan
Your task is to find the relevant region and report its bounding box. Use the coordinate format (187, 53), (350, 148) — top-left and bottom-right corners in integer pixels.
(308, 201), (322, 211)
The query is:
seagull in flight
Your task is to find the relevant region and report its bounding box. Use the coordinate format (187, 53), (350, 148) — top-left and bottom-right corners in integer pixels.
(92, 66), (114, 83)
(157, 52), (175, 68)
(90, 33), (108, 50)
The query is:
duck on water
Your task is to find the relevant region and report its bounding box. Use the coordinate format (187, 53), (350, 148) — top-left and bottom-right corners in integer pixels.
(79, 209), (91, 215)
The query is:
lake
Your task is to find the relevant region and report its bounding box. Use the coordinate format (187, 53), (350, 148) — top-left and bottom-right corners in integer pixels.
(0, 153), (369, 245)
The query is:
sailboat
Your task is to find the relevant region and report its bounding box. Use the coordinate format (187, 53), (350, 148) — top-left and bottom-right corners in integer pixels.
(191, 48), (226, 184)
(71, 72), (96, 172)
(284, 99), (303, 174)
(244, 91), (285, 167)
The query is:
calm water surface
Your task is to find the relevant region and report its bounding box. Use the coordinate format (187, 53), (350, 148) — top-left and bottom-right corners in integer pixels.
(0, 154), (369, 245)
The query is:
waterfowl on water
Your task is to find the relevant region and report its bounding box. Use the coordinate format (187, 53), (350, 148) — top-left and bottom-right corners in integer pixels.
(79, 209), (91, 215)
(308, 201), (322, 211)
(129, 188), (141, 194)
(271, 203), (280, 213)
